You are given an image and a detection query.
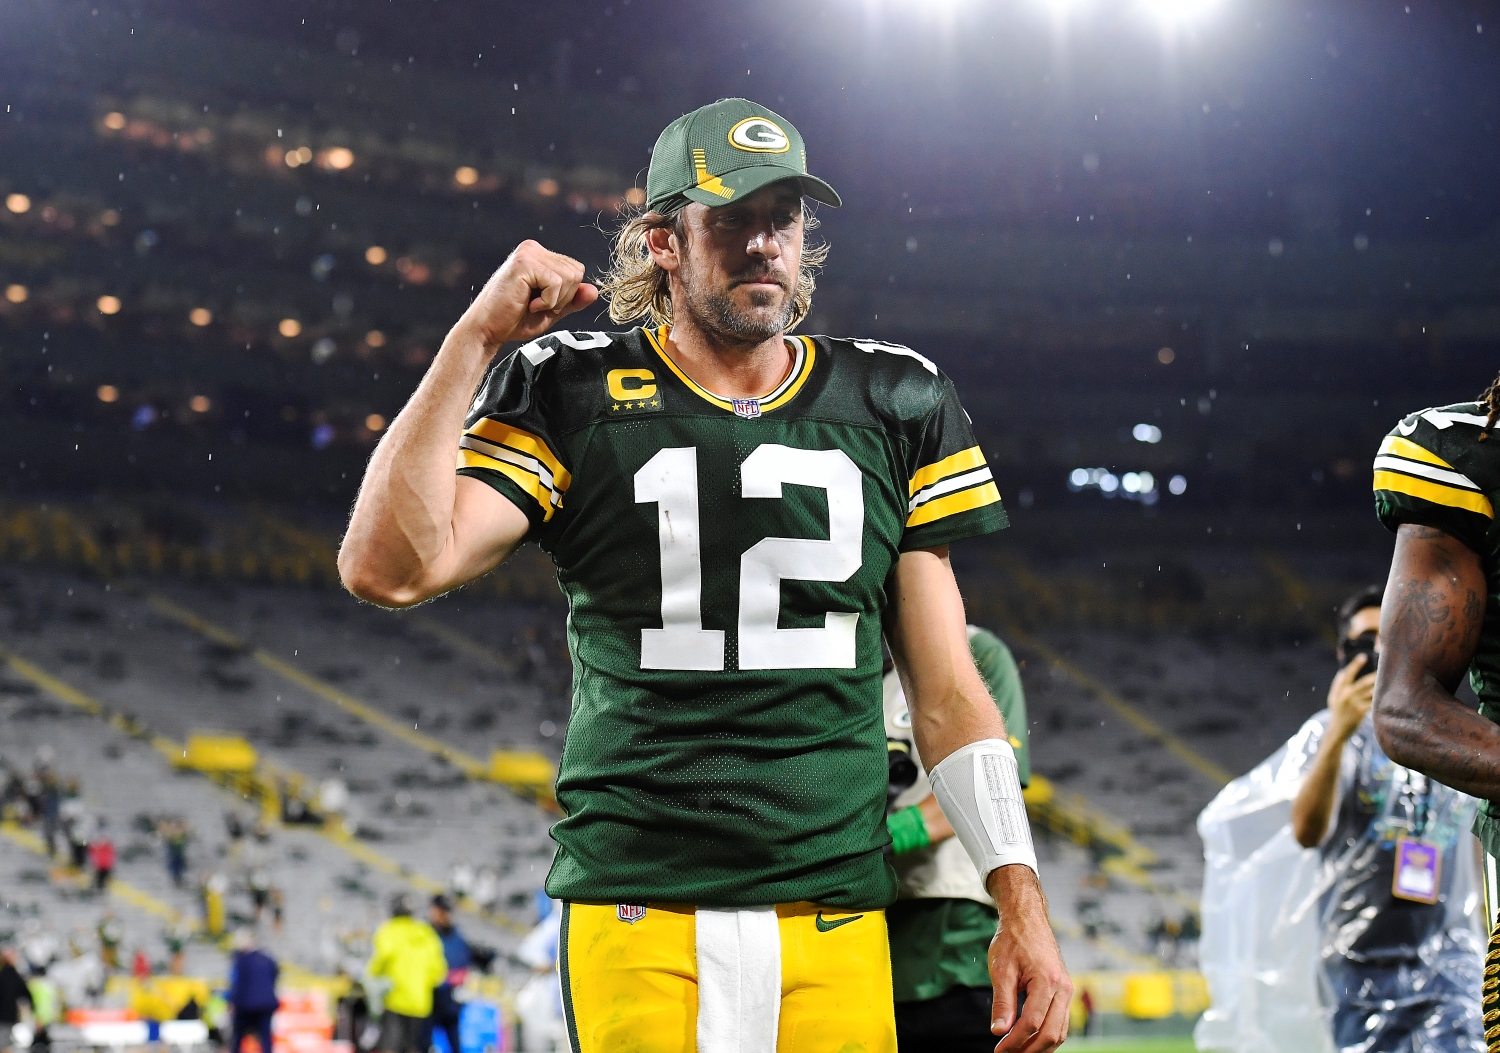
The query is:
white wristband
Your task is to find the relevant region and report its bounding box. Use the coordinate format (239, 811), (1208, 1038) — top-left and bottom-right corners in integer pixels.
(927, 738), (1038, 885)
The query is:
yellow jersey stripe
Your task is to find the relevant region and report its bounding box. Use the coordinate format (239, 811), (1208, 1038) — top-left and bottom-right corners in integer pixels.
(645, 326), (814, 415)
(906, 481), (1001, 528)
(1377, 435), (1454, 470)
(645, 326), (732, 410)
(909, 446), (987, 498)
(759, 336), (816, 412)
(459, 449), (559, 520)
(1373, 470), (1493, 518)
(464, 419), (571, 491)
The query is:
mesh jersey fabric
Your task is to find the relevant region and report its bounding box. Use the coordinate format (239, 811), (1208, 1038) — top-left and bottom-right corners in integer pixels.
(459, 327), (1008, 908)
(1372, 402), (1500, 856)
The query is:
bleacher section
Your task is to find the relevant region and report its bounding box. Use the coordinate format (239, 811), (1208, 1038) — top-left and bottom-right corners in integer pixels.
(1, 492), (1400, 982)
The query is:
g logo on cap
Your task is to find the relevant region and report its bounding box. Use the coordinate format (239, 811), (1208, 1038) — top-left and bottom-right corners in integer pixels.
(728, 117), (790, 154)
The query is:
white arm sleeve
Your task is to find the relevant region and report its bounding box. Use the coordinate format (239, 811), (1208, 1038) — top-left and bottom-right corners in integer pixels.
(927, 738), (1038, 883)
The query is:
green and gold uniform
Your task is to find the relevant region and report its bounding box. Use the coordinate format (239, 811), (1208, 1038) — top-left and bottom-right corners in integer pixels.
(1373, 399), (1500, 1051)
(460, 325), (1007, 911)
(1373, 402), (1500, 856)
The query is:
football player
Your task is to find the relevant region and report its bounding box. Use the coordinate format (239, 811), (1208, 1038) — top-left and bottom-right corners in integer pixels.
(1369, 372), (1500, 1050)
(339, 98), (1069, 1053)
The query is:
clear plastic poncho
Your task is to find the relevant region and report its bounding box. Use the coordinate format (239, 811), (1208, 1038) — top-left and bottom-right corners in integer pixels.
(1195, 710), (1485, 1053)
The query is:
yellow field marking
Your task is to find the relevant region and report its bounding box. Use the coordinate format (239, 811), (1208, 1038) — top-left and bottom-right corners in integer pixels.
(0, 646), (525, 934)
(0, 822), (185, 923)
(996, 624), (1233, 787)
(411, 617), (516, 673)
(146, 595), (491, 780)
(1258, 553), (1338, 647)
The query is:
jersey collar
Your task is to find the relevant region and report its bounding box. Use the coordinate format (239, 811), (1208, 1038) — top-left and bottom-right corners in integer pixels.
(643, 326), (816, 415)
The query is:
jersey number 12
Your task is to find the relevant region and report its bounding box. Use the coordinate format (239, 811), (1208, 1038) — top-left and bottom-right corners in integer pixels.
(634, 444), (863, 672)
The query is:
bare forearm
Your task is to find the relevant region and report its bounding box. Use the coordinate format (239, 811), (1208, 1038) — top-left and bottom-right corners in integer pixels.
(887, 547), (1008, 768)
(339, 323), (493, 603)
(1373, 523), (1492, 794)
(1377, 676), (1500, 797)
(1290, 728), (1347, 847)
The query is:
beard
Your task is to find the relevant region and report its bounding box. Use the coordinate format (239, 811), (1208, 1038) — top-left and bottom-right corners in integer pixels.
(676, 258), (795, 346)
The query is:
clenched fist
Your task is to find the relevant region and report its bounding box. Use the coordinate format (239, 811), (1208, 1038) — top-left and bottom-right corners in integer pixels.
(458, 240), (600, 350)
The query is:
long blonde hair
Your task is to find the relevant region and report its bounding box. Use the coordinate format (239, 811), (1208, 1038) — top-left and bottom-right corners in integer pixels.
(599, 206), (829, 331)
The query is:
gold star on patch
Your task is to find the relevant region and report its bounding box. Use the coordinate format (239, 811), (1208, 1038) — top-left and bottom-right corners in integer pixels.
(612, 403), (620, 411)
(650, 399), (660, 408)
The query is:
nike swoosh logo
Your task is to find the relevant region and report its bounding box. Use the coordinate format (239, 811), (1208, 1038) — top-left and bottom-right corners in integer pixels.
(1397, 419), (1418, 436)
(814, 912), (863, 933)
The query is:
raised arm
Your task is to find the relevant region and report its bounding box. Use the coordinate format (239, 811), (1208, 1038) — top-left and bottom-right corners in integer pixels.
(885, 546), (1070, 1053)
(1372, 523), (1494, 794)
(338, 242), (597, 608)
(1290, 656), (1373, 847)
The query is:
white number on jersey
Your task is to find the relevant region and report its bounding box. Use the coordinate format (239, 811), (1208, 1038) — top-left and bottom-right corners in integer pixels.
(633, 444), (864, 672)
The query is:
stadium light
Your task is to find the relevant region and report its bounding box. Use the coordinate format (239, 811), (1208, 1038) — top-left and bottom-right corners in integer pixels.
(1140, 0), (1221, 27)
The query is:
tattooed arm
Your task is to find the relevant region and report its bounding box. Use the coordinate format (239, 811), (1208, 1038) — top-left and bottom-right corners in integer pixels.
(1372, 523), (1494, 795)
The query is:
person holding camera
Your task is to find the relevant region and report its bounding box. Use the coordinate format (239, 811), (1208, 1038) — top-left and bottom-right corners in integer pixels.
(1290, 588), (1484, 1053)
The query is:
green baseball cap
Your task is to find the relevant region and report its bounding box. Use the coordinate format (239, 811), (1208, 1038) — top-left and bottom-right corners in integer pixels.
(645, 98), (842, 214)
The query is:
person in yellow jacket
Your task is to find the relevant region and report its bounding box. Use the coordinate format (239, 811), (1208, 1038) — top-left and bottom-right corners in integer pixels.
(367, 894), (448, 1053)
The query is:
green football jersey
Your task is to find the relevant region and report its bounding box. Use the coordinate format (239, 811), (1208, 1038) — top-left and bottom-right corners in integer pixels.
(1373, 401), (1500, 854)
(458, 325), (1007, 908)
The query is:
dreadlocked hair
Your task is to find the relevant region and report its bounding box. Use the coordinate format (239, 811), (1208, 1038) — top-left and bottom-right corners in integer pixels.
(598, 204), (829, 331)
(1480, 368), (1500, 442)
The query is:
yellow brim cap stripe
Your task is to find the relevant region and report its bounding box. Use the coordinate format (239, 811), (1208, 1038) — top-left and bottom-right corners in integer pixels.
(906, 481), (1001, 528)
(459, 449), (560, 521)
(464, 419), (572, 491)
(1374, 470), (1494, 518)
(909, 445), (987, 498)
(1378, 434), (1455, 470)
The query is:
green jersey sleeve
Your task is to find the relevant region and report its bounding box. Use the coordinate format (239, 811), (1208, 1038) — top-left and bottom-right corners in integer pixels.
(968, 625), (1030, 786)
(1373, 407), (1496, 555)
(900, 373), (1009, 551)
(456, 336), (575, 534)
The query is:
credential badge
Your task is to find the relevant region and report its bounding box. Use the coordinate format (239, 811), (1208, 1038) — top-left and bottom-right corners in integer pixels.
(617, 903), (647, 924)
(732, 398), (762, 420)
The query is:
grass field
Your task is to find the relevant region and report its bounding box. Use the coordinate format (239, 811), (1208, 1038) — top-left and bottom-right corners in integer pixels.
(1064, 1040), (1196, 1053)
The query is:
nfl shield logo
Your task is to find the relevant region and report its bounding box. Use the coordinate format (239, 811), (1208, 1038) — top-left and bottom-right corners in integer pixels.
(617, 903), (647, 924)
(732, 398), (762, 419)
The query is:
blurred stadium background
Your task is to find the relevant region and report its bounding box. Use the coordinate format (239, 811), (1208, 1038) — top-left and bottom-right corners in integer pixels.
(0, 0), (1495, 1047)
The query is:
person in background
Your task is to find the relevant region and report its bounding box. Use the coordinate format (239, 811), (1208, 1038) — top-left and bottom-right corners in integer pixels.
(513, 899), (565, 1053)
(226, 930), (279, 1053)
(162, 819), (189, 889)
(25, 966), (58, 1053)
(0, 946), (32, 1053)
(1290, 587), (1483, 1053)
(96, 915), (122, 972)
(36, 767), (61, 863)
(883, 624), (1032, 1052)
(367, 894), (446, 1053)
(87, 820), (114, 893)
(427, 895), (469, 1053)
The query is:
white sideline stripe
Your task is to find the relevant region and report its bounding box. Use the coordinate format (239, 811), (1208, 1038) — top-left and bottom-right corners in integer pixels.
(910, 467), (994, 512)
(1373, 455), (1481, 491)
(695, 907), (780, 1053)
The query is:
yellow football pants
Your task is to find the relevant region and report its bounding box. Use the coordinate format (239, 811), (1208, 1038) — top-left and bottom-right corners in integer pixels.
(558, 901), (897, 1053)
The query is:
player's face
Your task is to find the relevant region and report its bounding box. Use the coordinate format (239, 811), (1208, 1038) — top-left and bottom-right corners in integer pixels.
(673, 183), (805, 346)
